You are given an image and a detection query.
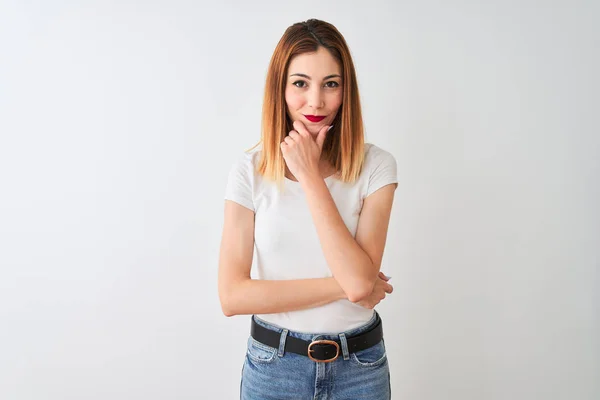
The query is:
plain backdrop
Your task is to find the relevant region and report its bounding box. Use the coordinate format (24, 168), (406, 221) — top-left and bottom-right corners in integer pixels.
(0, 1), (598, 399)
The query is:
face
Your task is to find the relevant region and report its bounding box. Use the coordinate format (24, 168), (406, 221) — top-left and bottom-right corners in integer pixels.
(285, 46), (343, 137)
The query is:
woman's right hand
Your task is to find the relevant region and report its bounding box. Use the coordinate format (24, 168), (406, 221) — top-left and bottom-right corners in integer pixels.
(353, 272), (394, 309)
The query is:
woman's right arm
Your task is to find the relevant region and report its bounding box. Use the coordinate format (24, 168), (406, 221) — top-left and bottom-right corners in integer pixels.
(218, 200), (348, 317)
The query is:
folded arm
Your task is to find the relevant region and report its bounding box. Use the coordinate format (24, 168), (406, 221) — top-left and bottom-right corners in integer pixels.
(218, 200), (348, 317)
(300, 174), (397, 302)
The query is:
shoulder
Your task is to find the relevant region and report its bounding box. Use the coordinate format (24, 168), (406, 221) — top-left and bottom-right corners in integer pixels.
(225, 146), (263, 193)
(363, 142), (397, 170)
(229, 145), (262, 176)
(224, 146), (263, 211)
(361, 143), (398, 196)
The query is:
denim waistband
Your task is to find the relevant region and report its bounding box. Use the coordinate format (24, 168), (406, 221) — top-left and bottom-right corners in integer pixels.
(252, 311), (380, 342)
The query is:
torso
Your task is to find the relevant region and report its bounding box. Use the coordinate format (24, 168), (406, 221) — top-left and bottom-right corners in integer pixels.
(224, 142), (397, 333)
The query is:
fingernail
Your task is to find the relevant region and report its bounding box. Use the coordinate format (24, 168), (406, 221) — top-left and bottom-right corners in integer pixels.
(385, 275), (392, 280)
(328, 125), (334, 131)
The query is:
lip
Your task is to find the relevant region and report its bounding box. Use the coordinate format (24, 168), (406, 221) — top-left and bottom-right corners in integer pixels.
(304, 115), (326, 123)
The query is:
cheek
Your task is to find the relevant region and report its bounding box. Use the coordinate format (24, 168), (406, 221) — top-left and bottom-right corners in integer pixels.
(328, 92), (343, 113)
(285, 89), (304, 111)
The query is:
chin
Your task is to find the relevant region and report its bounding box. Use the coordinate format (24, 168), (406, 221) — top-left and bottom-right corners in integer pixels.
(309, 124), (324, 132)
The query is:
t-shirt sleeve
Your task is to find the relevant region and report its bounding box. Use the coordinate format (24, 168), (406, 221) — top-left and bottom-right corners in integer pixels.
(224, 155), (255, 212)
(366, 148), (398, 197)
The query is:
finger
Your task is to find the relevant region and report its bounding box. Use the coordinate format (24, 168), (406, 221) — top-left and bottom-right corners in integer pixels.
(315, 124), (330, 150)
(292, 120), (310, 137)
(284, 136), (294, 145)
(385, 283), (394, 294)
(288, 130), (301, 140)
(378, 271), (389, 281)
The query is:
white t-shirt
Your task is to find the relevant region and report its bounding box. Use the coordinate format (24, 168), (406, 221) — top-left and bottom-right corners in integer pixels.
(224, 142), (398, 333)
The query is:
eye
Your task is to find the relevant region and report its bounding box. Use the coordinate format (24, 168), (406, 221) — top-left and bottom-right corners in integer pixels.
(292, 80), (307, 88)
(325, 81), (340, 88)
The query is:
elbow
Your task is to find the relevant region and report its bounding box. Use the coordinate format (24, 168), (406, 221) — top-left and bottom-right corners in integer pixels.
(220, 298), (232, 317)
(220, 299), (233, 317)
(222, 309), (235, 318)
(346, 258), (380, 303)
(219, 278), (242, 317)
(347, 289), (370, 303)
(219, 291), (237, 317)
(346, 279), (376, 303)
(347, 291), (367, 303)
(220, 299), (237, 317)
(219, 278), (250, 317)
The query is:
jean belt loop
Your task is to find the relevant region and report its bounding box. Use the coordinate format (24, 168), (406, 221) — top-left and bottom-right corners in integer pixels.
(338, 332), (350, 361)
(278, 329), (289, 357)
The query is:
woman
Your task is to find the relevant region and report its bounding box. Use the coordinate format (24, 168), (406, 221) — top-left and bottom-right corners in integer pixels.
(219, 19), (397, 400)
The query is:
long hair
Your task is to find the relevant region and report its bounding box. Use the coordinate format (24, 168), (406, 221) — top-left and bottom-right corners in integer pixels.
(247, 19), (365, 190)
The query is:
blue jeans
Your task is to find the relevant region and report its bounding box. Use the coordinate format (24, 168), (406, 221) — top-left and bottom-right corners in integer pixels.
(240, 311), (391, 399)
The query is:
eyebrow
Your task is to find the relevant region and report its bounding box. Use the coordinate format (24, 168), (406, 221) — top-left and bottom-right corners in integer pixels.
(289, 73), (342, 80)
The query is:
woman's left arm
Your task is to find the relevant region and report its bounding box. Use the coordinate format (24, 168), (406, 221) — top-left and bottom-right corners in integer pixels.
(300, 176), (396, 303)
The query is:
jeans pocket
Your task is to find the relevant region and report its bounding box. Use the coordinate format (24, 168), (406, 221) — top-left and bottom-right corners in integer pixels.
(350, 339), (387, 367)
(246, 336), (278, 364)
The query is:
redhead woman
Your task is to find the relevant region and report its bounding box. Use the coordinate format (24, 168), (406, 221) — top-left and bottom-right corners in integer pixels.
(218, 19), (397, 400)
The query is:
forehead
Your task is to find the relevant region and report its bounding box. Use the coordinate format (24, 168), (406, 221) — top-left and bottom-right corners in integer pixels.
(287, 47), (341, 76)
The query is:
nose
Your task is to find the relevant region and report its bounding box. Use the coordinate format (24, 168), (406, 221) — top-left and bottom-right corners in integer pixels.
(307, 86), (324, 110)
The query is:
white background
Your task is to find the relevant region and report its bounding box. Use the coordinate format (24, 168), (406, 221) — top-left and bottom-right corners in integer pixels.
(1, 0), (598, 399)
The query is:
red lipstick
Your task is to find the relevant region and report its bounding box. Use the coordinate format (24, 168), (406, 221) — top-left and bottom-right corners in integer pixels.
(304, 115), (326, 123)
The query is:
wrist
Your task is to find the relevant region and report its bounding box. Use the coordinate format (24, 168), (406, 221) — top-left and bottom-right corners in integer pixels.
(299, 170), (323, 187)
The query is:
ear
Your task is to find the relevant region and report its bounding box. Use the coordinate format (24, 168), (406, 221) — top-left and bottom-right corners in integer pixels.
(316, 125), (332, 151)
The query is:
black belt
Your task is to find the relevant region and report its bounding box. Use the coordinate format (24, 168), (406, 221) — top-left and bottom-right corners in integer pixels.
(250, 313), (383, 363)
